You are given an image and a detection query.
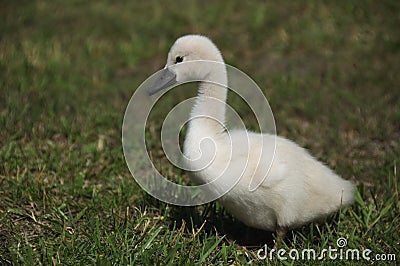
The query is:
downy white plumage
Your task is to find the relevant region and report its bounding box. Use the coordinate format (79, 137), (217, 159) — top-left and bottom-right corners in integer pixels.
(149, 35), (355, 236)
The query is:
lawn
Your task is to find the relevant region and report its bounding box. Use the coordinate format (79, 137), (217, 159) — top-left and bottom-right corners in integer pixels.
(1, 1), (399, 265)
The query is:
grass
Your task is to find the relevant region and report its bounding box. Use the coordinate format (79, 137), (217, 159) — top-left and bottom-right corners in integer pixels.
(1, 0), (399, 265)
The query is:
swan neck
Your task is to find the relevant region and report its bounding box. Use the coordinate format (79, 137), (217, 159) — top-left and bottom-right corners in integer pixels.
(190, 68), (228, 128)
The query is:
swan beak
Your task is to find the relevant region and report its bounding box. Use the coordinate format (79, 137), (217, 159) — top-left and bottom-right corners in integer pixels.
(148, 67), (177, 95)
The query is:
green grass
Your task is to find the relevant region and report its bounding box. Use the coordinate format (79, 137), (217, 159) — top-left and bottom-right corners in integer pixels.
(1, 0), (399, 265)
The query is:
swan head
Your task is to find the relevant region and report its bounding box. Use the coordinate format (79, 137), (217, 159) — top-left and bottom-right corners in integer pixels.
(149, 35), (225, 95)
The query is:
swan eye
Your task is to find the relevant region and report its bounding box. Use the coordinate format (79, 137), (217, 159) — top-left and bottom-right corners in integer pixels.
(175, 56), (184, 64)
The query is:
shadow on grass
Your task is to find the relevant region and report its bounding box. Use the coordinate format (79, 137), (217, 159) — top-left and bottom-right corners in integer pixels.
(168, 204), (275, 248)
(140, 193), (346, 249)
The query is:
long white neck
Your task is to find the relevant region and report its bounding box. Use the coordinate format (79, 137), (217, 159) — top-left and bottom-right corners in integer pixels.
(188, 65), (228, 133)
(183, 64), (228, 172)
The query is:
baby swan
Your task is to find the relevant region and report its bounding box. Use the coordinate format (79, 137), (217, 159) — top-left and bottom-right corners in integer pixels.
(149, 35), (355, 237)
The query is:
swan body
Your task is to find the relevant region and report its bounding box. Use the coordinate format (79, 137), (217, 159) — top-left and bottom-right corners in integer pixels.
(149, 35), (355, 233)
